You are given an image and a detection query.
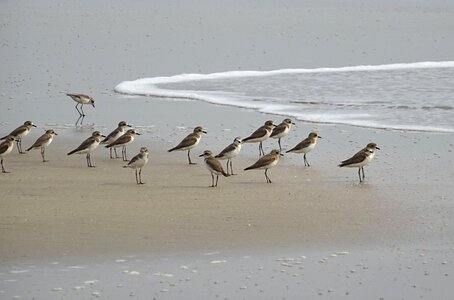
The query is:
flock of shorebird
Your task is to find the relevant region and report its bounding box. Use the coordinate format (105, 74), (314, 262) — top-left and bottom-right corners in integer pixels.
(0, 93), (380, 185)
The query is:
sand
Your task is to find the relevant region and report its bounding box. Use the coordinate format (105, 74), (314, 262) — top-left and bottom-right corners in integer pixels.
(1, 0), (454, 299)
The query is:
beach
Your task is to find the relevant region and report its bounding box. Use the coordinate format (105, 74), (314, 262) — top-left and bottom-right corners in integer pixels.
(1, 0), (454, 299)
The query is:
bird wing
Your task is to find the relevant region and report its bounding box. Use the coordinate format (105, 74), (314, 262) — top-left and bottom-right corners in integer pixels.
(73, 136), (95, 152)
(170, 134), (197, 150)
(0, 141), (11, 154)
(107, 134), (131, 147)
(270, 124), (286, 137)
(287, 138), (311, 152)
(127, 153), (141, 166)
(245, 153), (277, 170)
(340, 150), (367, 166)
(6, 125), (26, 138)
(206, 157), (225, 173)
(215, 143), (236, 158)
(29, 133), (49, 149)
(244, 126), (268, 141)
(102, 128), (120, 142)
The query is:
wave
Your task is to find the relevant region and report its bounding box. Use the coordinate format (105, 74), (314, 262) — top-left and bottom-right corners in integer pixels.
(114, 61), (454, 133)
(115, 61), (454, 93)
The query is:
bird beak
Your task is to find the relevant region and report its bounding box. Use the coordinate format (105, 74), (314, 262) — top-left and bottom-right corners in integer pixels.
(136, 133), (142, 135)
(92, 103), (95, 108)
(318, 136), (322, 139)
(198, 153), (204, 157)
(32, 124), (37, 127)
(127, 124), (132, 127)
(280, 153), (284, 156)
(375, 147), (380, 150)
(292, 122), (296, 125)
(55, 133), (58, 135)
(202, 131), (207, 134)
(101, 134), (106, 138)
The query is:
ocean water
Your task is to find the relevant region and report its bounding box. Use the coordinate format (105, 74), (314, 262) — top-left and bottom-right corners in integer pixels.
(115, 61), (454, 133)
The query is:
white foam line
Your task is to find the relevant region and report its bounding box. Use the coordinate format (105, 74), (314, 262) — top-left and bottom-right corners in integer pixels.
(115, 61), (454, 92)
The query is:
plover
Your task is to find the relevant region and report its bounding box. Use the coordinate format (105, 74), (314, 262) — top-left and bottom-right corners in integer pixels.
(168, 126), (207, 165)
(67, 131), (105, 167)
(26, 129), (58, 162)
(105, 129), (140, 161)
(123, 146), (149, 184)
(1, 121), (36, 154)
(270, 118), (296, 151)
(0, 136), (15, 173)
(199, 150), (229, 187)
(242, 120), (275, 156)
(101, 121), (132, 159)
(215, 137), (242, 175)
(338, 143), (380, 183)
(244, 149), (283, 183)
(66, 93), (95, 116)
(286, 132), (321, 166)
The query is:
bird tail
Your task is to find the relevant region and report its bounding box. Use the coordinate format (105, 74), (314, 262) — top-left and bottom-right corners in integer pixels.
(244, 166), (253, 171)
(242, 137), (251, 143)
(168, 147), (176, 152)
(26, 146), (33, 151)
(67, 149), (77, 155)
(222, 170), (230, 177)
(338, 162), (345, 167)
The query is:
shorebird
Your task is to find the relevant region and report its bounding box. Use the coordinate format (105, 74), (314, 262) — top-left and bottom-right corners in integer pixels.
(242, 120), (275, 156)
(26, 129), (58, 162)
(244, 149), (283, 183)
(270, 118), (296, 151)
(66, 93), (95, 116)
(199, 150), (229, 187)
(339, 143), (380, 183)
(215, 137), (242, 175)
(0, 136), (15, 173)
(1, 121), (36, 154)
(105, 129), (140, 161)
(168, 126), (207, 165)
(101, 121), (132, 159)
(286, 132), (321, 166)
(123, 146), (149, 184)
(67, 131), (105, 167)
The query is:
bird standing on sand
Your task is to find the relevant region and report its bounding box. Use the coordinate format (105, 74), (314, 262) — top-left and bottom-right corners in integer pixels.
(105, 129), (140, 161)
(0, 136), (15, 173)
(338, 143), (380, 183)
(242, 120), (275, 156)
(1, 121), (36, 154)
(67, 131), (105, 167)
(286, 132), (321, 166)
(123, 146), (149, 184)
(66, 93), (95, 116)
(215, 137), (242, 175)
(26, 129), (58, 162)
(244, 149), (283, 183)
(199, 150), (229, 187)
(101, 121), (132, 159)
(168, 126), (207, 165)
(270, 118), (296, 151)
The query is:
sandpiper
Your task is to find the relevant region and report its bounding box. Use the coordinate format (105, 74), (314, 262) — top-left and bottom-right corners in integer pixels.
(67, 131), (105, 167)
(0, 136), (15, 173)
(1, 121), (36, 154)
(105, 129), (140, 161)
(286, 132), (321, 166)
(123, 146), (149, 184)
(66, 93), (95, 116)
(215, 137), (242, 175)
(26, 129), (58, 162)
(339, 143), (380, 183)
(270, 118), (296, 151)
(244, 149), (283, 183)
(168, 126), (207, 165)
(242, 120), (275, 156)
(101, 121), (132, 159)
(199, 150), (229, 187)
